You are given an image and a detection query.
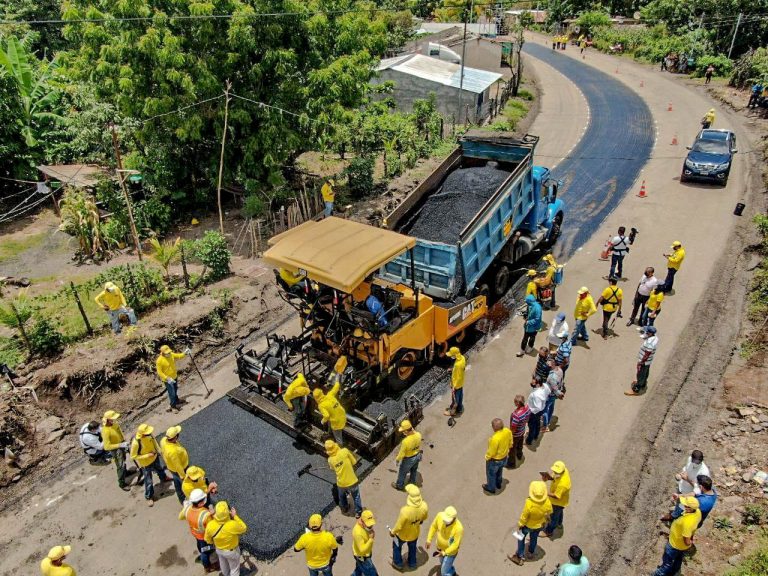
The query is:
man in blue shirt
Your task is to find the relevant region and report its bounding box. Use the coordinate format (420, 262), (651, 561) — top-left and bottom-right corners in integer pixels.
(559, 545), (590, 576)
(663, 474), (717, 526)
(365, 286), (389, 328)
(748, 82), (764, 109)
(517, 294), (543, 357)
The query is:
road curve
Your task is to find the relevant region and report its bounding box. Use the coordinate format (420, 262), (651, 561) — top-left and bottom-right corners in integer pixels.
(523, 42), (655, 258)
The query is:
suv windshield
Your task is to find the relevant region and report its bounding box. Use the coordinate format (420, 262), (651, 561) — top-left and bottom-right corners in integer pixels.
(692, 139), (729, 155)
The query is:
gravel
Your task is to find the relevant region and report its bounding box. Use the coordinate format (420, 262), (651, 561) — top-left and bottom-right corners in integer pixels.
(180, 397), (373, 559)
(407, 163), (512, 244)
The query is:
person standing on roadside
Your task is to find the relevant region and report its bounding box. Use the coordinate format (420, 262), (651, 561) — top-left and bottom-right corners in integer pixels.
(541, 358), (564, 434)
(526, 376), (550, 445)
(517, 295), (542, 357)
(547, 312), (569, 353)
(525, 269), (539, 300)
(390, 484), (429, 570)
(160, 425), (188, 504)
(507, 395), (531, 469)
(652, 497), (701, 576)
(596, 277), (623, 338)
(541, 461), (572, 537)
(639, 285), (664, 328)
(704, 64), (715, 84)
(129, 423), (172, 506)
(508, 481), (552, 565)
(156, 345), (190, 413)
(321, 179), (336, 217)
(558, 545), (590, 576)
(444, 347), (466, 416)
(662, 474), (717, 525)
(661, 241), (685, 293)
(283, 373), (311, 426)
(101, 410), (132, 491)
(675, 450), (710, 494)
(326, 439), (364, 517)
(570, 287), (596, 345)
(392, 419), (422, 491)
(627, 267), (659, 326)
(94, 281), (137, 334)
(40, 545), (76, 576)
(179, 488), (218, 573)
(352, 510), (379, 576)
(625, 326), (658, 396)
(295, 514), (339, 576)
(483, 418), (512, 494)
(425, 506), (464, 576)
(204, 501), (248, 576)
(608, 227), (630, 279)
(533, 346), (551, 382)
(748, 81), (763, 108)
(701, 108), (716, 128)
(555, 334), (572, 381)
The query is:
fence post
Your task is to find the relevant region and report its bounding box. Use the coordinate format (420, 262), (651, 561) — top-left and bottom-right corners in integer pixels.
(180, 244), (190, 289)
(440, 118), (445, 139)
(70, 281), (93, 336)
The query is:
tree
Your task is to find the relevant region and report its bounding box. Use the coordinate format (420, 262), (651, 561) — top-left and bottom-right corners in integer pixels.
(0, 292), (34, 355)
(576, 10), (612, 35)
(58, 187), (108, 261)
(511, 25), (525, 97)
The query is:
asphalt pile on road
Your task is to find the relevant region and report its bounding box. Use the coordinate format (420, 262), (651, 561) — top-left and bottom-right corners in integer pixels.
(181, 397), (373, 559)
(408, 163), (511, 243)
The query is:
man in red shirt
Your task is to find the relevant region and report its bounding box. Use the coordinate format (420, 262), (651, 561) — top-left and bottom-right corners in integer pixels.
(507, 395), (531, 469)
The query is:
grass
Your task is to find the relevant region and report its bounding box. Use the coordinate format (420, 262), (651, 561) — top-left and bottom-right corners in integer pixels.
(0, 232), (46, 263)
(726, 543), (768, 576)
(485, 98), (530, 132)
(33, 286), (109, 340)
(0, 336), (24, 368)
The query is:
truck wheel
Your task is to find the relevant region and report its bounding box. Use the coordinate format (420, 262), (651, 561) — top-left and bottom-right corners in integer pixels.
(390, 350), (419, 391)
(493, 265), (510, 297)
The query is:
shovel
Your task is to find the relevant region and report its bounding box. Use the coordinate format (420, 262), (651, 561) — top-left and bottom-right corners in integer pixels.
(188, 351), (213, 399)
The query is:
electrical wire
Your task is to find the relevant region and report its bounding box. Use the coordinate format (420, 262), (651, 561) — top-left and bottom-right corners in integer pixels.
(0, 192), (52, 224)
(230, 93), (329, 127)
(144, 94), (225, 121)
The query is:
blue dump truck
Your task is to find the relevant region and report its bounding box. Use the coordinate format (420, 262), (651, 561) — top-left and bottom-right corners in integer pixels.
(381, 133), (564, 301)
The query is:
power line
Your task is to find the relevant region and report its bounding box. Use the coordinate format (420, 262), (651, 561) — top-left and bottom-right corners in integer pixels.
(144, 94), (225, 122)
(229, 93), (329, 127)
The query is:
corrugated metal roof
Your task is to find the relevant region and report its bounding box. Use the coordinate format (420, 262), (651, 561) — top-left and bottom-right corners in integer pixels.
(377, 54), (502, 94)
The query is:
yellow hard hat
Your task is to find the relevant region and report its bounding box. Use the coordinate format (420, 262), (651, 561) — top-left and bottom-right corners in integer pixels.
(47, 545), (72, 561)
(308, 513), (323, 529)
(361, 509), (376, 527)
(529, 480), (548, 503)
(324, 440), (339, 455)
(165, 425), (182, 440)
(136, 423), (154, 437)
(527, 269), (537, 277)
(577, 286), (589, 295)
(679, 496), (700, 510)
(103, 410), (120, 421)
(160, 345), (172, 355)
(398, 419), (413, 433)
(671, 240), (682, 248)
(104, 282), (116, 292)
(312, 388), (324, 401)
(446, 346), (460, 358)
(185, 466), (205, 481)
(443, 506), (458, 521)
(550, 460), (566, 474)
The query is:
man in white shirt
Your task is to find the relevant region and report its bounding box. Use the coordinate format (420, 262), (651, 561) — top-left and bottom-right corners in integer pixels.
(79, 421), (111, 463)
(676, 450), (710, 493)
(525, 376), (550, 445)
(627, 267), (659, 326)
(625, 326), (658, 396)
(547, 312), (570, 352)
(608, 226), (631, 279)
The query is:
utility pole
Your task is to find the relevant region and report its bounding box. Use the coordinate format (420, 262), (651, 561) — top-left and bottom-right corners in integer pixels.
(216, 80), (232, 236)
(110, 123), (142, 261)
(728, 13), (743, 59)
(457, 0), (475, 126)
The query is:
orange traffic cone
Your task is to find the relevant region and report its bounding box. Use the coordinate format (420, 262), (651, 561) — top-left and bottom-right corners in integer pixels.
(599, 237), (612, 260)
(671, 133), (678, 145)
(667, 102), (673, 112)
(637, 180), (647, 198)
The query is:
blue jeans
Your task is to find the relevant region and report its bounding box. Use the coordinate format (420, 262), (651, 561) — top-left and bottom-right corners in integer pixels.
(171, 471), (184, 504)
(165, 379), (179, 408)
(308, 565), (333, 576)
(440, 553), (457, 576)
(195, 538), (213, 569)
(662, 267), (677, 292)
(542, 396), (556, 428)
(544, 505), (564, 534)
(526, 411), (542, 445)
(517, 526), (540, 557)
(570, 319), (589, 344)
(640, 307), (659, 327)
(485, 458), (506, 492)
(450, 387), (464, 414)
(395, 453), (421, 489)
(324, 201), (334, 217)
(610, 253), (625, 278)
(392, 537), (418, 569)
(353, 556), (378, 576)
(653, 543), (685, 576)
(107, 307), (137, 333)
(339, 484), (363, 516)
(142, 458), (167, 500)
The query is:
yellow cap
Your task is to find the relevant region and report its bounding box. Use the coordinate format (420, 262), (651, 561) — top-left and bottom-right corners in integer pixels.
(577, 286), (589, 295)
(529, 480), (548, 503)
(103, 410), (120, 421)
(165, 425), (182, 440)
(185, 466), (205, 481)
(679, 496), (700, 510)
(360, 509), (376, 527)
(47, 545), (71, 561)
(671, 240), (682, 248)
(551, 460), (566, 474)
(136, 423), (154, 437)
(324, 440), (339, 456)
(398, 419), (413, 433)
(446, 346), (460, 358)
(104, 282), (116, 292)
(443, 506), (457, 521)
(160, 345), (172, 354)
(527, 269), (537, 277)
(312, 388), (324, 401)
(308, 513), (323, 529)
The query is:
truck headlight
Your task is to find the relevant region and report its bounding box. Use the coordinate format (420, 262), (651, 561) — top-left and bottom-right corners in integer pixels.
(684, 159), (695, 168)
(716, 162), (730, 171)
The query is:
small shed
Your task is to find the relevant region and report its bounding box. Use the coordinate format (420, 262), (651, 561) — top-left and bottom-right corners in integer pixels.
(37, 164), (108, 189)
(374, 54), (504, 123)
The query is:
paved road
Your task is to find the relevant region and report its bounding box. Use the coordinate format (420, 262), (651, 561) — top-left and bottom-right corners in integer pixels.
(523, 43), (655, 258)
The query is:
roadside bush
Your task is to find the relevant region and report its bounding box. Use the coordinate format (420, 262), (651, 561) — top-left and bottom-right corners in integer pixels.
(726, 546), (768, 576)
(743, 504), (767, 526)
(241, 194), (266, 219)
(731, 47), (768, 88)
(195, 231), (231, 281)
(133, 191), (173, 236)
(693, 55), (733, 78)
(345, 155), (375, 199)
(28, 318), (64, 357)
(575, 10), (611, 36)
(517, 88), (535, 101)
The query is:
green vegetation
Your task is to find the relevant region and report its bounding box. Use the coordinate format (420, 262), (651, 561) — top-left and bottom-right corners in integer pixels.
(190, 231), (231, 282)
(731, 48), (768, 88)
(726, 544), (768, 576)
(488, 99), (530, 132)
(748, 214), (768, 323)
(345, 156), (376, 199)
(27, 317), (64, 357)
(0, 232), (45, 263)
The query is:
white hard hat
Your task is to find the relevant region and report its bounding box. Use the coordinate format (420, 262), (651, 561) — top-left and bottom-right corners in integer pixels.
(189, 488), (207, 503)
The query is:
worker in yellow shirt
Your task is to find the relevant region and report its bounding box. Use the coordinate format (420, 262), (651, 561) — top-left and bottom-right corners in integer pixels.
(509, 481), (553, 565)
(570, 287), (596, 345)
(283, 373), (311, 426)
(483, 418), (513, 494)
(541, 460), (571, 537)
(129, 423), (171, 506)
(94, 281), (137, 334)
(661, 240), (685, 293)
(160, 425), (188, 504)
(156, 344), (190, 412)
(182, 465), (218, 502)
(313, 381), (347, 445)
(325, 439), (363, 517)
(393, 419), (422, 491)
(535, 254), (559, 308)
(640, 285), (664, 328)
(701, 108), (715, 128)
(294, 514), (339, 575)
(204, 501), (248, 576)
(101, 409), (131, 491)
(40, 545), (76, 576)
(525, 269), (538, 300)
(426, 506), (463, 576)
(444, 347), (466, 417)
(596, 276), (623, 338)
(390, 484), (429, 569)
(653, 496), (701, 576)
(321, 178), (336, 217)
(351, 509), (377, 575)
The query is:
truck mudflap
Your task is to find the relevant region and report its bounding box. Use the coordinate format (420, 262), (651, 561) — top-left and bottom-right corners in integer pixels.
(230, 337), (423, 463)
(433, 295), (487, 343)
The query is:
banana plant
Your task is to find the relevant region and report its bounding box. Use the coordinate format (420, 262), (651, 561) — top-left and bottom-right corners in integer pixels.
(148, 237), (181, 280)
